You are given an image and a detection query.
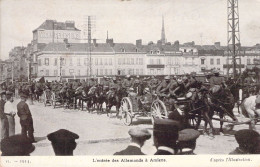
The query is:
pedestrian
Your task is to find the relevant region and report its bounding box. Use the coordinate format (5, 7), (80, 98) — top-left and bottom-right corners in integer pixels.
(153, 118), (180, 155)
(0, 90), (9, 139)
(4, 91), (16, 136)
(229, 129), (260, 154)
(176, 129), (200, 155)
(17, 93), (36, 142)
(1, 134), (35, 156)
(114, 127), (151, 155)
(47, 129), (79, 156)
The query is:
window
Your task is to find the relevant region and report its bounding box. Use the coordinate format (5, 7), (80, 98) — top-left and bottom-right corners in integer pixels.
(85, 69), (89, 75)
(122, 58), (125, 65)
(99, 58), (103, 65)
(96, 69), (98, 75)
(70, 58), (73, 66)
(69, 69), (74, 76)
(139, 58), (143, 65)
(247, 59), (251, 64)
(210, 58), (214, 65)
(109, 58), (112, 65)
(109, 69), (112, 75)
(217, 58), (220, 65)
(38, 59), (41, 66)
(45, 69), (49, 76)
(54, 70), (58, 76)
(54, 58), (57, 66)
(77, 69), (80, 76)
(45, 58), (49, 66)
(121, 48), (125, 52)
(127, 58), (130, 65)
(100, 69), (103, 75)
(61, 58), (66, 66)
(131, 58), (134, 65)
(118, 58), (121, 65)
(150, 69), (154, 75)
(104, 59), (107, 65)
(157, 69), (161, 74)
(136, 58), (139, 65)
(136, 69), (139, 75)
(77, 58), (81, 66)
(201, 59), (205, 65)
(84, 58), (88, 65)
(95, 58), (98, 65)
(157, 50), (160, 54)
(150, 51), (153, 54)
(136, 48), (138, 52)
(104, 69), (107, 75)
(150, 59), (154, 64)
(140, 69), (143, 75)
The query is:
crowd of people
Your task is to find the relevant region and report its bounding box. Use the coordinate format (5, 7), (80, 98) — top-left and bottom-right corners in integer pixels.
(0, 69), (260, 156)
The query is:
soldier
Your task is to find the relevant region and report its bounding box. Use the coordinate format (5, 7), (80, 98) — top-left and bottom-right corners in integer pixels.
(88, 76), (97, 88)
(139, 88), (153, 112)
(122, 75), (133, 90)
(244, 72), (257, 96)
(0, 90), (8, 139)
(114, 127), (151, 155)
(47, 129), (79, 156)
(1, 135), (35, 156)
(209, 69), (226, 88)
(133, 75), (141, 93)
(102, 76), (111, 92)
(156, 76), (171, 97)
(229, 129), (259, 154)
(153, 118), (180, 155)
(176, 129), (200, 155)
(170, 78), (187, 98)
(148, 75), (160, 94)
(17, 93), (36, 142)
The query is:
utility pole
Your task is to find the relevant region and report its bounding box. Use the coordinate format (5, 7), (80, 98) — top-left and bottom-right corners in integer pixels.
(88, 16), (92, 77)
(227, 0), (241, 78)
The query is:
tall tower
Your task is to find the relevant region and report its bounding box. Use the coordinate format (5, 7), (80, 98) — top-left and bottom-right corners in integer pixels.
(226, 0), (241, 78)
(161, 16), (166, 45)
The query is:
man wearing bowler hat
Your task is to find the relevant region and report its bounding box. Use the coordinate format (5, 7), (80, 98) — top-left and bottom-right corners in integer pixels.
(17, 93), (35, 142)
(114, 127), (151, 155)
(47, 129), (79, 156)
(153, 118), (180, 155)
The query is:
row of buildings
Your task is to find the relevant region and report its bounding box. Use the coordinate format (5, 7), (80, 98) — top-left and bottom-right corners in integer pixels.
(1, 19), (260, 82)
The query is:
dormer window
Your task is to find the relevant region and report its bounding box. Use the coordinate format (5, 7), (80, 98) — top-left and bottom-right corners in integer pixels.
(136, 48), (138, 52)
(121, 48), (125, 52)
(150, 50), (153, 54)
(157, 50), (160, 54)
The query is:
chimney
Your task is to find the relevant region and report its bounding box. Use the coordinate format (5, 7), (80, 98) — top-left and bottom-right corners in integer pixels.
(107, 39), (114, 47)
(214, 42), (221, 49)
(93, 39), (97, 47)
(65, 20), (75, 29)
(136, 39), (142, 48)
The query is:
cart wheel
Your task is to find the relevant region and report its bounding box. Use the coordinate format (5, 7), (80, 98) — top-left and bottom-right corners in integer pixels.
(120, 97), (133, 126)
(122, 111), (132, 126)
(151, 99), (168, 125)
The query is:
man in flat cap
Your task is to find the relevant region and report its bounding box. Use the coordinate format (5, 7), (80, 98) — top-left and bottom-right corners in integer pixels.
(153, 118), (180, 155)
(114, 127), (151, 155)
(229, 129), (260, 154)
(47, 129), (79, 156)
(1, 134), (35, 156)
(17, 93), (35, 142)
(0, 90), (8, 139)
(176, 129), (200, 155)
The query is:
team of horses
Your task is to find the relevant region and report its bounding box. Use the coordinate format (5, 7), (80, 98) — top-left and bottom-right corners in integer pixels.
(23, 78), (260, 136)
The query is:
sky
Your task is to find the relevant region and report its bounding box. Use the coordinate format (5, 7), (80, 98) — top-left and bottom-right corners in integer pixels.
(0, 0), (260, 60)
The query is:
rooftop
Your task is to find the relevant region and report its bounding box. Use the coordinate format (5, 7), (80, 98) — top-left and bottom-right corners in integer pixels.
(33, 20), (80, 32)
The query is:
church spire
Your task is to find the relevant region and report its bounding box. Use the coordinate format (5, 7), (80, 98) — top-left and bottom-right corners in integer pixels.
(161, 15), (166, 45)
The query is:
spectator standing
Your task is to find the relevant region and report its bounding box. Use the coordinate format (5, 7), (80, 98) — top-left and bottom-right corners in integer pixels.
(4, 91), (16, 136)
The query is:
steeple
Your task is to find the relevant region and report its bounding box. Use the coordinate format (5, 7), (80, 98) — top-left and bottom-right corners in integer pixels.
(161, 15), (166, 45)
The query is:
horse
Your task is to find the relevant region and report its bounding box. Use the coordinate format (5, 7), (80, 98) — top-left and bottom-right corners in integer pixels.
(240, 95), (260, 130)
(106, 87), (128, 117)
(94, 85), (107, 113)
(206, 85), (237, 134)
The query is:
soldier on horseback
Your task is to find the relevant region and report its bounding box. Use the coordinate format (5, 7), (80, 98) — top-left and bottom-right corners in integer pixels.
(148, 75), (160, 94)
(122, 75), (133, 91)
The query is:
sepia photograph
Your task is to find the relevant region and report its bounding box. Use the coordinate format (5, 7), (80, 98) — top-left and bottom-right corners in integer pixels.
(0, 0), (260, 166)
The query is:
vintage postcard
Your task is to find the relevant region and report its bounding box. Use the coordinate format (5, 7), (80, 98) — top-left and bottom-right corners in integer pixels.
(0, 0), (260, 166)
